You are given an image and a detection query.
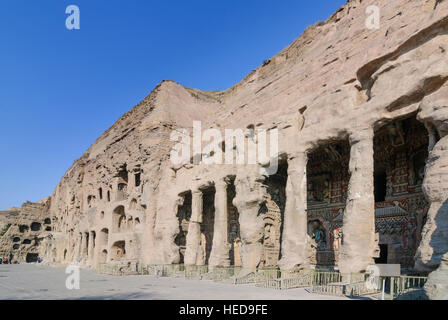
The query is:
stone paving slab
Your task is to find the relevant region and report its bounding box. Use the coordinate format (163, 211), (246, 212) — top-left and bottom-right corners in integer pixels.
(0, 264), (351, 300)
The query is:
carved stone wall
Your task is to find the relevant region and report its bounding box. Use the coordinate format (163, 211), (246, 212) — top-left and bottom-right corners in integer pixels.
(305, 118), (430, 269)
(2, 1), (447, 291)
(306, 140), (350, 267)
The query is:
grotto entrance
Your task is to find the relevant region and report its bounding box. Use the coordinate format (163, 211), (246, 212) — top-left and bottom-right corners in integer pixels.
(201, 186), (215, 265)
(30, 222), (41, 232)
(110, 241), (126, 261)
(375, 244), (388, 264)
(99, 228), (109, 247)
(373, 116), (429, 268)
(26, 253), (39, 263)
(175, 191), (192, 264)
(100, 250), (108, 264)
(306, 139), (351, 267)
(112, 206), (126, 233)
(260, 162), (287, 268)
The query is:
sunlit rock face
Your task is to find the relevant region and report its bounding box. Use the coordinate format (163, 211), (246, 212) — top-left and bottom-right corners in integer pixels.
(1, 0), (448, 298)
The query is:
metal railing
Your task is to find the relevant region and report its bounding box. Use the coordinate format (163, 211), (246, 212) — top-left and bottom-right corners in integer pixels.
(201, 266), (242, 281)
(99, 263), (122, 275)
(99, 262), (139, 276)
(309, 272), (380, 297)
(141, 264), (208, 278)
(310, 270), (343, 286)
(389, 275), (428, 300)
(185, 265), (209, 278)
(232, 272), (256, 284)
(309, 273), (428, 299)
(99, 262), (428, 300)
(257, 274), (312, 290)
(232, 268), (283, 285)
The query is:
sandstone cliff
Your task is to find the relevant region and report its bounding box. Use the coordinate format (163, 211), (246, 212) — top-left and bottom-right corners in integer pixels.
(1, 0), (447, 296)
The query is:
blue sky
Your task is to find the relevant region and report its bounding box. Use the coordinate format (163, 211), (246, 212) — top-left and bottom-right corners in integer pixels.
(0, 0), (346, 210)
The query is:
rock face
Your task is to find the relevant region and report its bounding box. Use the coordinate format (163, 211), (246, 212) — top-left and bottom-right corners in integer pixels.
(424, 252), (448, 300)
(1, 0), (448, 295)
(415, 83), (448, 271)
(0, 208), (19, 235)
(0, 199), (52, 263)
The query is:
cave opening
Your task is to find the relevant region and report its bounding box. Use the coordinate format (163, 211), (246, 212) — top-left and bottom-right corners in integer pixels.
(175, 191), (192, 264)
(306, 139), (351, 267)
(373, 115), (429, 268)
(201, 186), (216, 265)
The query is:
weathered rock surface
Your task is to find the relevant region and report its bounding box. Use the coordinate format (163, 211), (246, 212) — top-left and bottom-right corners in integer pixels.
(415, 83), (448, 271)
(0, 199), (51, 263)
(424, 252), (448, 299)
(0, 0), (447, 298)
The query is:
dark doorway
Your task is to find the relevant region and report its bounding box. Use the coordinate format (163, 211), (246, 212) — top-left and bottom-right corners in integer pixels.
(227, 178), (240, 267)
(375, 244), (388, 264)
(262, 161), (288, 267)
(374, 169), (387, 202)
(30, 222), (41, 232)
(175, 191), (191, 264)
(201, 187), (216, 265)
(26, 253), (39, 263)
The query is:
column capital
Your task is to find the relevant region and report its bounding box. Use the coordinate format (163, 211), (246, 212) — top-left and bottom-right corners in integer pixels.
(214, 178), (229, 189)
(287, 152), (307, 170)
(191, 188), (203, 196)
(349, 126), (374, 145)
(190, 188), (203, 224)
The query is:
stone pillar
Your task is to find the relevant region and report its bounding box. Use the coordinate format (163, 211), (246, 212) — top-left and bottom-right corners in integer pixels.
(184, 189), (203, 265)
(81, 232), (87, 261)
(66, 232), (73, 262)
(233, 169), (266, 274)
(93, 231), (100, 267)
(74, 233), (82, 262)
(338, 128), (377, 274)
(423, 252), (448, 299)
(209, 178), (230, 268)
(278, 152), (310, 270)
(413, 85), (448, 273)
(88, 231), (95, 264)
(415, 135), (448, 271)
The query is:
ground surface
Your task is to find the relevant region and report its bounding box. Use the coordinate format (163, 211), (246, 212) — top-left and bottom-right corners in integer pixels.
(0, 264), (351, 300)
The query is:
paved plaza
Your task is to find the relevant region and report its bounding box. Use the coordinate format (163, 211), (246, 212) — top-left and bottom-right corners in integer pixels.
(0, 264), (350, 300)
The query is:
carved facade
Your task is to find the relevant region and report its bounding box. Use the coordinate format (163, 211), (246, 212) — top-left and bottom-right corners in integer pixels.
(1, 1), (448, 284)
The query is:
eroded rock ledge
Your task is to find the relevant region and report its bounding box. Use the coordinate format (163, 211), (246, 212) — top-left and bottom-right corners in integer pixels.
(1, 0), (448, 298)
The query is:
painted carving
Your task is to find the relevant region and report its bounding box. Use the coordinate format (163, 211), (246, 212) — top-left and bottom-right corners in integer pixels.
(308, 220), (327, 250)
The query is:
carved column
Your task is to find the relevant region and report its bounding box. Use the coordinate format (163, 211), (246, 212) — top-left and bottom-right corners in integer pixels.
(233, 169), (267, 274)
(184, 189), (203, 265)
(73, 233), (81, 262)
(66, 232), (73, 262)
(415, 89), (448, 271)
(278, 152), (310, 270)
(338, 128), (377, 274)
(92, 230), (100, 267)
(88, 231), (95, 264)
(81, 232), (88, 261)
(209, 178), (230, 268)
(69, 232), (75, 262)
